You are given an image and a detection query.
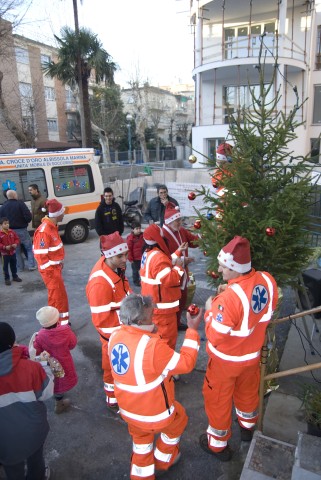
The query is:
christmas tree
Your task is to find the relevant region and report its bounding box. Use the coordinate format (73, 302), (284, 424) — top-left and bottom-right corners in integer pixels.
(195, 42), (315, 288)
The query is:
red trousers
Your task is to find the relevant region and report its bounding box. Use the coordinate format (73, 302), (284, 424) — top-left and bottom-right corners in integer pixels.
(153, 312), (178, 349)
(203, 357), (260, 452)
(40, 267), (69, 324)
(101, 337), (117, 407)
(128, 401), (188, 480)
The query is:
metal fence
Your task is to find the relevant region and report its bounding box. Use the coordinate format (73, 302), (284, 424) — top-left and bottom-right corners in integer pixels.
(109, 148), (177, 164)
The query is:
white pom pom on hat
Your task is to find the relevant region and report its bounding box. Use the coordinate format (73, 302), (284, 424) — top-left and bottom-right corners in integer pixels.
(36, 306), (59, 327)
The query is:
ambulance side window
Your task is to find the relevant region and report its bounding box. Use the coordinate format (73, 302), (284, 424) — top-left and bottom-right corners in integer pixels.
(0, 169), (47, 204)
(52, 165), (94, 197)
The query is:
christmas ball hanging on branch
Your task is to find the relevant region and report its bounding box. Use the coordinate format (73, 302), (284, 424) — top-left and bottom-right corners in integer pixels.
(203, 251), (208, 256)
(188, 154), (197, 164)
(207, 270), (220, 279)
(266, 227), (276, 237)
(206, 212), (214, 220)
(188, 192), (196, 201)
(194, 219), (201, 229)
(215, 212), (223, 221)
(187, 304), (200, 316)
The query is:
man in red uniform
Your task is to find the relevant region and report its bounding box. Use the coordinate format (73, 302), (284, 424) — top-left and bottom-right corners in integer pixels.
(140, 224), (184, 349)
(33, 199), (69, 325)
(211, 142), (233, 200)
(86, 232), (131, 409)
(200, 236), (278, 461)
(162, 203), (199, 331)
(109, 293), (203, 480)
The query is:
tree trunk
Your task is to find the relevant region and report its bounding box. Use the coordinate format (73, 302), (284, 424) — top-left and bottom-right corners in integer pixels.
(82, 76), (93, 147)
(91, 122), (111, 164)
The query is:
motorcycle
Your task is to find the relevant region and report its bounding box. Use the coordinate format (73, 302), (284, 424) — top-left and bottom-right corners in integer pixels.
(120, 197), (144, 227)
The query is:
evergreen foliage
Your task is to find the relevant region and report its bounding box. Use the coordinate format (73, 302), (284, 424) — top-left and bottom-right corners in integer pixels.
(196, 46), (315, 287)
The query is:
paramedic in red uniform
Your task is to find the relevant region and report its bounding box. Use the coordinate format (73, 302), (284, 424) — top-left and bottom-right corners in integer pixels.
(200, 236), (278, 461)
(140, 224), (184, 349)
(33, 199), (69, 325)
(162, 203), (199, 331)
(211, 142), (233, 197)
(109, 293), (203, 480)
(86, 232), (131, 409)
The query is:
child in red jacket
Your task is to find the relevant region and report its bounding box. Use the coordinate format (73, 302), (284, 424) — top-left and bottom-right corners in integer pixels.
(33, 306), (78, 414)
(126, 221), (144, 286)
(0, 217), (22, 285)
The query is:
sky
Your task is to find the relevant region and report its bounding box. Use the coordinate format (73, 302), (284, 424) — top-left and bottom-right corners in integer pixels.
(10, 0), (194, 88)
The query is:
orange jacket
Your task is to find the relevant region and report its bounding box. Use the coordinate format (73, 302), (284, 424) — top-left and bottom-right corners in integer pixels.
(33, 217), (64, 270)
(205, 269), (278, 366)
(109, 325), (200, 430)
(162, 225), (199, 288)
(140, 247), (183, 314)
(86, 257), (131, 340)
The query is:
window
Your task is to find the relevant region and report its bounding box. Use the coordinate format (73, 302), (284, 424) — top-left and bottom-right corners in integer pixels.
(207, 138), (225, 161)
(19, 82), (32, 99)
(223, 84), (274, 123)
(310, 139), (320, 163)
(52, 165), (94, 197)
(44, 86), (56, 101)
(313, 85), (321, 124)
(47, 119), (58, 131)
(15, 47), (29, 64)
(0, 169), (47, 205)
(41, 54), (51, 65)
(316, 26), (321, 70)
(224, 22), (275, 59)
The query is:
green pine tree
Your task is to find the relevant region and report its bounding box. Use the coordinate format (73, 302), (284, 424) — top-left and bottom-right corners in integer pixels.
(195, 43), (315, 288)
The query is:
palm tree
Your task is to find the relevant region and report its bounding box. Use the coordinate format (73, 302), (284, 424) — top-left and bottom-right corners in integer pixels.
(44, 26), (116, 147)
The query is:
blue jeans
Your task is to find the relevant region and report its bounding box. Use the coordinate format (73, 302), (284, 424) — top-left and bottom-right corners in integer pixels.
(14, 228), (36, 270)
(2, 253), (18, 280)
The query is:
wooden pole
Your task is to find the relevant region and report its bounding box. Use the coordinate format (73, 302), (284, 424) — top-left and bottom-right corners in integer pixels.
(271, 305), (321, 325)
(264, 361), (321, 381)
(257, 337), (269, 431)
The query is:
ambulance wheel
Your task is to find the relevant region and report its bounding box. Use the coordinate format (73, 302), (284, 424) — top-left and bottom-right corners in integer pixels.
(64, 220), (89, 244)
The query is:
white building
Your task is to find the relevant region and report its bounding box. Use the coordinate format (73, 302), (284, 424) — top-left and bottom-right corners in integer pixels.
(190, 0), (321, 164)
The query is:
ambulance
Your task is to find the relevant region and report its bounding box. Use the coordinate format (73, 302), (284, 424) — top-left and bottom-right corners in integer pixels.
(0, 148), (104, 243)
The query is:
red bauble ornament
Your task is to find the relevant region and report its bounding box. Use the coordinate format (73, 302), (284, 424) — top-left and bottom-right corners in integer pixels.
(211, 272), (220, 279)
(266, 227), (276, 237)
(188, 192), (196, 200)
(212, 182), (218, 189)
(194, 220), (201, 229)
(187, 304), (200, 316)
(203, 251), (208, 256)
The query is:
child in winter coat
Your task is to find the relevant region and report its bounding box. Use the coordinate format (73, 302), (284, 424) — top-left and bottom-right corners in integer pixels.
(126, 221), (144, 286)
(33, 306), (78, 414)
(0, 217), (22, 285)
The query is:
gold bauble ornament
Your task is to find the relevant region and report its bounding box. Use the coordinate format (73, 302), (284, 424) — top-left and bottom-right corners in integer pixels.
(188, 154), (197, 164)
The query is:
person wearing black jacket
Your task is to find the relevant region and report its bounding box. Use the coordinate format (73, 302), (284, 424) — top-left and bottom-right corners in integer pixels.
(0, 190), (36, 271)
(94, 187), (124, 236)
(144, 184), (179, 227)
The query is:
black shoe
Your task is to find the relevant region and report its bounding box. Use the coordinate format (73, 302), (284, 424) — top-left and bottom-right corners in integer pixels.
(5, 279), (11, 286)
(13, 276), (22, 282)
(178, 323), (188, 331)
(199, 434), (233, 461)
(240, 425), (254, 442)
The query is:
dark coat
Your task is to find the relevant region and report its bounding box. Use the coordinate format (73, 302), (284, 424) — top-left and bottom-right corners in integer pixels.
(94, 200), (124, 236)
(144, 195), (178, 227)
(0, 199), (32, 229)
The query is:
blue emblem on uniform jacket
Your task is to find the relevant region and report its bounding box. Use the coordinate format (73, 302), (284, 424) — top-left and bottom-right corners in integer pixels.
(216, 313), (223, 323)
(40, 238), (45, 247)
(251, 285), (268, 313)
(111, 343), (130, 374)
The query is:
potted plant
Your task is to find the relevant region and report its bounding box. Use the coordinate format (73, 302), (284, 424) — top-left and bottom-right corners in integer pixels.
(299, 384), (321, 437)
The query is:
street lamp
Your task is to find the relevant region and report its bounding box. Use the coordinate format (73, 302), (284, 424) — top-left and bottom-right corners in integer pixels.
(126, 113), (133, 162)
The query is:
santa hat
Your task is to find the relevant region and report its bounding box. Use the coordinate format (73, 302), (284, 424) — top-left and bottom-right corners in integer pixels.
(216, 142), (233, 162)
(101, 232), (128, 258)
(143, 224), (171, 258)
(43, 199), (64, 217)
(217, 236), (251, 273)
(36, 306), (59, 328)
(164, 202), (181, 225)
